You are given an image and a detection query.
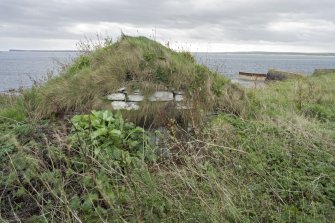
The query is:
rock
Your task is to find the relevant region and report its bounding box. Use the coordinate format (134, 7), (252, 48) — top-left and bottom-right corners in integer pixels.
(176, 103), (191, 110)
(174, 94), (184, 102)
(150, 127), (171, 159)
(117, 87), (127, 93)
(127, 94), (144, 102)
(0, 90), (21, 96)
(156, 147), (170, 159)
(107, 93), (126, 101)
(238, 72), (266, 81)
(125, 102), (140, 110)
(111, 101), (127, 109)
(149, 91), (174, 102)
(266, 69), (304, 81)
(111, 101), (139, 110)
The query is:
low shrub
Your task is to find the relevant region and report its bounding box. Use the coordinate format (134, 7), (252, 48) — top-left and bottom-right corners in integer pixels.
(70, 110), (156, 165)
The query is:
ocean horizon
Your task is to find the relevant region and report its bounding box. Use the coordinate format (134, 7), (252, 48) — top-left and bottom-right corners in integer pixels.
(2, 49), (335, 55)
(1, 50), (335, 91)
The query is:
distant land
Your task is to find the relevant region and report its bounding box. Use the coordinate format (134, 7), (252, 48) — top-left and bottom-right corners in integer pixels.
(199, 51), (335, 56)
(5, 49), (335, 56)
(8, 49), (80, 52)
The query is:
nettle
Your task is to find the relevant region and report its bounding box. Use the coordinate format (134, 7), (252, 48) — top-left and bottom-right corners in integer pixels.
(70, 110), (156, 166)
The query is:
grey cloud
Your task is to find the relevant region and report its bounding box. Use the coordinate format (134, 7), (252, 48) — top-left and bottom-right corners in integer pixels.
(1, 0), (335, 51)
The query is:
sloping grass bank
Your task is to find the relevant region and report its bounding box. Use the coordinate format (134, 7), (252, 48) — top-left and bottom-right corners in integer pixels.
(0, 37), (334, 222)
(21, 35), (235, 127)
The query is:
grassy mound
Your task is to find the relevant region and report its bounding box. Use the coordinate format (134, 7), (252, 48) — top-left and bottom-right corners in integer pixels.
(24, 36), (239, 126)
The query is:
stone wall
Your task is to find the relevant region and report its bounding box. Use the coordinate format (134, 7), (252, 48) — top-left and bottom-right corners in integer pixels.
(106, 88), (187, 110)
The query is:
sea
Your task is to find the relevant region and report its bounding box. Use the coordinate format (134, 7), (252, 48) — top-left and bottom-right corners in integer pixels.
(0, 51), (78, 92)
(1, 51), (335, 92)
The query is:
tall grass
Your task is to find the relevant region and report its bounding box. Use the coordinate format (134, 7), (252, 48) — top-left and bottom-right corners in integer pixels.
(0, 36), (334, 222)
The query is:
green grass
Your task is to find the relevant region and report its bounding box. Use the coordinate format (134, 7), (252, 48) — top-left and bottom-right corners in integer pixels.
(247, 72), (335, 121)
(0, 37), (334, 222)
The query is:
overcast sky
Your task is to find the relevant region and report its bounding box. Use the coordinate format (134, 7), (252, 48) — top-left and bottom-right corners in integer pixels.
(1, 0), (335, 52)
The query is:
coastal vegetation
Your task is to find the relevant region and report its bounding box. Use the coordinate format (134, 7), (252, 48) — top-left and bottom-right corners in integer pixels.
(0, 36), (334, 222)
